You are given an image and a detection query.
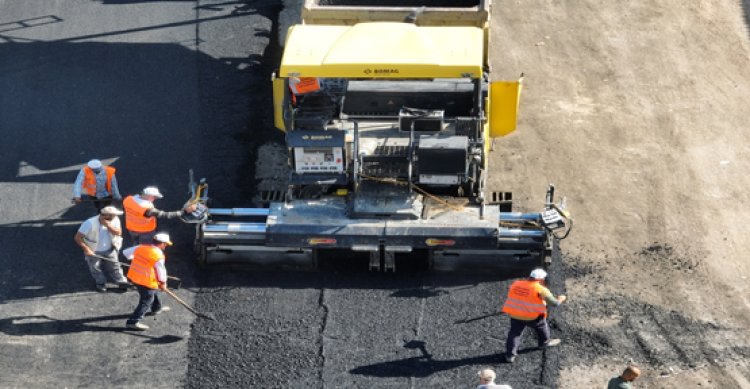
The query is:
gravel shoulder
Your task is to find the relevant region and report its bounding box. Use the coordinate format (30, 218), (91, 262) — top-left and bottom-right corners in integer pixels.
(489, 1), (750, 387)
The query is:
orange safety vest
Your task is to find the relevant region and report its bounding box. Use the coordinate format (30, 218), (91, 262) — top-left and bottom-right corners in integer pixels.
(127, 245), (164, 289)
(123, 195), (156, 233)
(290, 77), (321, 95)
(82, 166), (115, 196)
(501, 280), (548, 320)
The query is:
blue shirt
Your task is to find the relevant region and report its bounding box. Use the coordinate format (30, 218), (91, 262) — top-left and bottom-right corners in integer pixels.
(72, 167), (121, 199)
(607, 377), (631, 389)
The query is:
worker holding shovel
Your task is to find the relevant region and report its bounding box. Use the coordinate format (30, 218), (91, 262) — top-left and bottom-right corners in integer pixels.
(124, 232), (173, 331)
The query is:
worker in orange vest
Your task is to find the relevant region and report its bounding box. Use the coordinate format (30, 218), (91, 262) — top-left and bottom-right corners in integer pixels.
(125, 232), (173, 331)
(289, 77), (321, 95)
(72, 159), (121, 211)
(501, 268), (567, 363)
(123, 186), (196, 244)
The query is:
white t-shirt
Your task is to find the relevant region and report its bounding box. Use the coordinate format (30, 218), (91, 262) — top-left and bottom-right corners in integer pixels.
(122, 246), (137, 260)
(477, 384), (512, 389)
(78, 215), (121, 252)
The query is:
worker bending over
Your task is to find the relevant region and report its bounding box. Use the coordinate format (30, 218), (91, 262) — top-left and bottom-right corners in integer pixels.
(501, 268), (566, 363)
(123, 186), (196, 244)
(72, 159), (121, 210)
(125, 233), (173, 331)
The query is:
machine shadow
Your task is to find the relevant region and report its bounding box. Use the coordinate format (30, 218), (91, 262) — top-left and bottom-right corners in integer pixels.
(0, 41), (205, 186)
(0, 39), (259, 302)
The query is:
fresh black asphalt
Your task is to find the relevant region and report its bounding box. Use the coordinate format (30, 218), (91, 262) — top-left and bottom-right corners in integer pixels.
(0, 1), (562, 387)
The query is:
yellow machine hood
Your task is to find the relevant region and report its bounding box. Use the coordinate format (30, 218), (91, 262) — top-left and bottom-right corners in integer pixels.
(280, 22), (484, 79)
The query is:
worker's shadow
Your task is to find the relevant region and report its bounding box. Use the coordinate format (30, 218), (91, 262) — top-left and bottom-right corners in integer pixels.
(349, 340), (500, 378)
(0, 314), (182, 344)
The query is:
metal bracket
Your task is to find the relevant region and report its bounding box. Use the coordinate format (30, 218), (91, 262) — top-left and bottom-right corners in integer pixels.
(384, 251), (396, 272)
(369, 251), (380, 272)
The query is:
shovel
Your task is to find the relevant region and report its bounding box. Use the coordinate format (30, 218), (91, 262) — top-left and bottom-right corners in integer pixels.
(163, 288), (215, 321)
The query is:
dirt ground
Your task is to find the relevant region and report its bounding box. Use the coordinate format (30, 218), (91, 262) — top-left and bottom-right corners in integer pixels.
(488, 1), (750, 387)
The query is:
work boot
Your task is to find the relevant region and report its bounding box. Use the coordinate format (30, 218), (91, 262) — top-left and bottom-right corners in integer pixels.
(541, 338), (562, 349)
(95, 284), (107, 293)
(504, 355), (516, 364)
(126, 322), (149, 331)
(117, 281), (132, 290)
(147, 306), (171, 316)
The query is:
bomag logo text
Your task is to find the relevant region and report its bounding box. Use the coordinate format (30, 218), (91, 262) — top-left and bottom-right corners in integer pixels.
(301, 135), (332, 140)
(365, 68), (400, 75)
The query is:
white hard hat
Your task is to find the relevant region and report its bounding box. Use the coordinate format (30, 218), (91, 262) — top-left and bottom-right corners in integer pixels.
(100, 206), (123, 216)
(87, 159), (103, 169)
(477, 369), (496, 382)
(530, 268), (548, 280)
(153, 232), (173, 246)
(142, 186), (163, 199)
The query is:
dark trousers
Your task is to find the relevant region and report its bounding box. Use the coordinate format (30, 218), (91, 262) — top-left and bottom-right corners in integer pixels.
(505, 316), (551, 357)
(81, 194), (113, 211)
(127, 285), (162, 324)
(128, 230), (156, 245)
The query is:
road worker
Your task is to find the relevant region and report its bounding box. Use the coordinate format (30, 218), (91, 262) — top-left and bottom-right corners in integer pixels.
(476, 368), (512, 389)
(123, 186), (196, 244)
(289, 76), (322, 107)
(607, 365), (641, 389)
(125, 232), (173, 331)
(72, 159), (122, 211)
(74, 206), (129, 292)
(289, 76), (321, 95)
(501, 268), (566, 363)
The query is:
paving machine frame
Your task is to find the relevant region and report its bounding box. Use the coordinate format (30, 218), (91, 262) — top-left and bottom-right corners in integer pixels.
(187, 1), (572, 271)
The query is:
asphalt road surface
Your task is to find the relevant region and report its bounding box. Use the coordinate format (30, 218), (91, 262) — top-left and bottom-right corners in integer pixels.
(0, 1), (561, 388)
